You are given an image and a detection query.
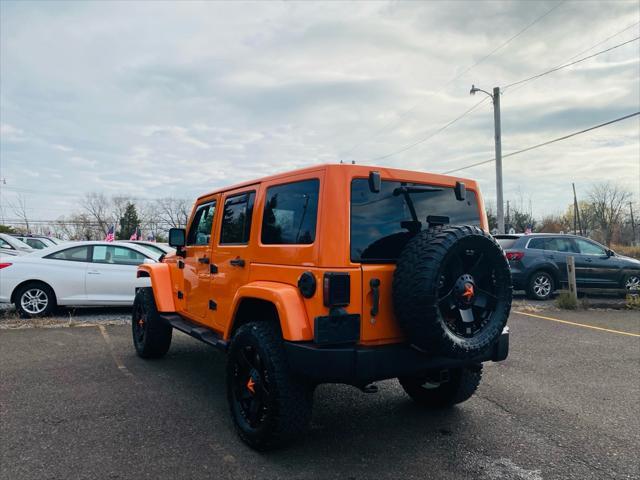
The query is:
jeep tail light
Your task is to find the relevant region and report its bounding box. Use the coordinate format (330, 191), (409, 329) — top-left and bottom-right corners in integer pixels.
(323, 272), (350, 307)
(0, 262), (12, 269)
(506, 251), (524, 261)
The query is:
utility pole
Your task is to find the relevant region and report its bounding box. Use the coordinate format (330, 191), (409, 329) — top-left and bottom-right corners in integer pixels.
(572, 183), (583, 236)
(506, 200), (510, 232)
(471, 85), (503, 233)
(630, 202), (636, 245)
(493, 87), (504, 234)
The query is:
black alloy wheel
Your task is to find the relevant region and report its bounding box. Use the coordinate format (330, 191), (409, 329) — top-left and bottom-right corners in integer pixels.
(231, 344), (270, 430)
(131, 288), (172, 359)
(226, 322), (313, 450)
(436, 241), (503, 339)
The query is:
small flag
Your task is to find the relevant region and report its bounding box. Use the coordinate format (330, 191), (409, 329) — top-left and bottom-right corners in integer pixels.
(130, 227), (141, 241)
(105, 224), (115, 242)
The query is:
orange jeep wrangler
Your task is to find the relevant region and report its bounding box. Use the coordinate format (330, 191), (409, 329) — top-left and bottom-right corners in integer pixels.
(132, 164), (511, 449)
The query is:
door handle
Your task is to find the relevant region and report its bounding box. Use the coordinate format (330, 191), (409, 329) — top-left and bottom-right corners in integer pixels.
(370, 278), (380, 317)
(584, 257), (592, 263)
(198, 256), (210, 264)
(87, 271), (101, 275)
(230, 257), (245, 267)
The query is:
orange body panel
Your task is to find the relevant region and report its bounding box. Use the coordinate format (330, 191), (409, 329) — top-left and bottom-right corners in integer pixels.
(142, 164), (488, 345)
(226, 281), (311, 341)
(138, 263), (175, 312)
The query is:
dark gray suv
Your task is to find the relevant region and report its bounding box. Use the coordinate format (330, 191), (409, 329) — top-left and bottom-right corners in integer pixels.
(496, 234), (640, 300)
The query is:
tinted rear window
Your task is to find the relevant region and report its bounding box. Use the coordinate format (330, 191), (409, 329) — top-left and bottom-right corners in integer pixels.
(351, 179), (480, 263)
(496, 237), (519, 249)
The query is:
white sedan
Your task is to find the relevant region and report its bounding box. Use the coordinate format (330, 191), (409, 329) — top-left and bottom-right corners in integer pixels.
(0, 241), (158, 318)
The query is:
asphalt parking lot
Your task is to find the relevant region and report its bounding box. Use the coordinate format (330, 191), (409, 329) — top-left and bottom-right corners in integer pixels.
(1, 300), (638, 480)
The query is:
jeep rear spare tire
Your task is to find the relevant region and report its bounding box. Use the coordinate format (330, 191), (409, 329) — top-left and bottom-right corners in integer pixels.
(393, 225), (511, 358)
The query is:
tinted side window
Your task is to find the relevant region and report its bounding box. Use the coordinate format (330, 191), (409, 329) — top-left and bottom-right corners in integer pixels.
(220, 192), (256, 244)
(528, 238), (545, 250)
(46, 246), (90, 262)
(25, 239), (46, 249)
(546, 238), (577, 253)
(575, 239), (606, 255)
(261, 179), (319, 245)
(187, 201), (216, 246)
(93, 245), (147, 265)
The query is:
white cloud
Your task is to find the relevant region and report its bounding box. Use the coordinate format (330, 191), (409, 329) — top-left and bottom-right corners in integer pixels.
(0, 1), (638, 221)
(0, 123), (25, 142)
(52, 144), (73, 152)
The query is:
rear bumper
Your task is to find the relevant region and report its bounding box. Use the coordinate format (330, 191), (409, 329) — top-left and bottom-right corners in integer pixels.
(284, 328), (509, 386)
(509, 267), (526, 290)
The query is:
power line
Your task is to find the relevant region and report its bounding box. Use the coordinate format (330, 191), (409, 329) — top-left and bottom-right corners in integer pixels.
(340, 1), (566, 159)
(364, 25), (640, 163)
(503, 36), (640, 90)
(369, 97), (490, 162)
(565, 20), (640, 62)
(442, 111), (640, 174)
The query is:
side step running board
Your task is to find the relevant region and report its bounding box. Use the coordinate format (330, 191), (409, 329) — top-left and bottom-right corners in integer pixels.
(160, 314), (229, 351)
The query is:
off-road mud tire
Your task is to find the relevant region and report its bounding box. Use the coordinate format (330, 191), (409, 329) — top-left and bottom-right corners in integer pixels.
(132, 287), (172, 359)
(399, 364), (482, 408)
(226, 321), (314, 450)
(392, 225), (511, 358)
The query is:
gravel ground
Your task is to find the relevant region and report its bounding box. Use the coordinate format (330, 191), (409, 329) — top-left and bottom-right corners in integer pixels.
(0, 304), (130, 329)
(0, 292), (630, 330)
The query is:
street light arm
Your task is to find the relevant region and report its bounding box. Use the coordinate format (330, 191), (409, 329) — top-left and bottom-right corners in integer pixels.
(469, 84), (493, 99)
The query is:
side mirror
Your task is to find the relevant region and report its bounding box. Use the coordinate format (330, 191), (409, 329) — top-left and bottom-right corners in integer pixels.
(168, 228), (186, 248)
(454, 181), (466, 201)
(606, 249), (614, 257)
(368, 171), (381, 193)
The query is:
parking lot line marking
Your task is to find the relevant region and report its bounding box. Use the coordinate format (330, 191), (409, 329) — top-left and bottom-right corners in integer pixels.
(513, 311), (640, 337)
(98, 325), (135, 378)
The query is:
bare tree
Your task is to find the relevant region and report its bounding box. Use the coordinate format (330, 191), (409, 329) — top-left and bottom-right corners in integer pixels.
(588, 182), (632, 246)
(54, 214), (97, 240)
(155, 197), (191, 228)
(537, 214), (570, 233)
(138, 201), (163, 240)
(8, 193), (30, 232)
(81, 193), (111, 236)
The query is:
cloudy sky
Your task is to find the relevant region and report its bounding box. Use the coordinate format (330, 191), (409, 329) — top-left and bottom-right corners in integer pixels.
(1, 0), (638, 224)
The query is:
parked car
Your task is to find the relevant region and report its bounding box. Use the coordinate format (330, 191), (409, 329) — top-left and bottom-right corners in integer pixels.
(0, 233), (34, 256)
(0, 241), (159, 317)
(496, 233), (640, 300)
(132, 164), (512, 449)
(11, 234), (63, 249)
(118, 240), (175, 257)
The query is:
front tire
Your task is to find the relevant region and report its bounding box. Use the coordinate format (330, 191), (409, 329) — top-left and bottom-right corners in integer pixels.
(624, 274), (640, 294)
(527, 271), (554, 300)
(132, 288), (172, 359)
(399, 365), (482, 408)
(14, 282), (56, 318)
(227, 322), (313, 450)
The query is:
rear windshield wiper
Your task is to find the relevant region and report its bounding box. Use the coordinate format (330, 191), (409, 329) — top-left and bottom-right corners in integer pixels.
(392, 185), (443, 228)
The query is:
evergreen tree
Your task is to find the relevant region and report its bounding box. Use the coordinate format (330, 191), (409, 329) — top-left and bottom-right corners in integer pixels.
(117, 203), (140, 240)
